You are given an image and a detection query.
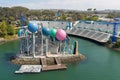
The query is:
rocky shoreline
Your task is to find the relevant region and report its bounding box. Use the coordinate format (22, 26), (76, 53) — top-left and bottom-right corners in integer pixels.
(11, 54), (86, 65)
(105, 43), (120, 52)
(0, 35), (19, 44)
(11, 40), (86, 65)
(0, 38), (5, 42)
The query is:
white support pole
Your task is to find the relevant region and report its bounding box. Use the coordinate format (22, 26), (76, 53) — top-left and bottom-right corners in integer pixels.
(20, 38), (22, 54)
(26, 31), (29, 56)
(41, 30), (43, 56)
(59, 41), (62, 54)
(32, 33), (35, 58)
(46, 38), (48, 55)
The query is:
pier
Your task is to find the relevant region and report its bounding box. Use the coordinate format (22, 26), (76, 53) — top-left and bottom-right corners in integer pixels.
(15, 57), (67, 73)
(41, 57), (67, 71)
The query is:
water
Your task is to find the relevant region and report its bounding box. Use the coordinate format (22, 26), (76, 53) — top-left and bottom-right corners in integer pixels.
(0, 37), (120, 80)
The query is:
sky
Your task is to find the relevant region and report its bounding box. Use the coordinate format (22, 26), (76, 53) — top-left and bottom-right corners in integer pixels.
(0, 0), (120, 10)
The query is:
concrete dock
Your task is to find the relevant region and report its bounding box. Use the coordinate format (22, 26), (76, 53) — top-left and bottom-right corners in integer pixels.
(15, 65), (41, 73)
(12, 40), (85, 73)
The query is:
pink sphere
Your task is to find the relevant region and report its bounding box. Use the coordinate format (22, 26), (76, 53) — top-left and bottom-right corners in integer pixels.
(56, 29), (66, 41)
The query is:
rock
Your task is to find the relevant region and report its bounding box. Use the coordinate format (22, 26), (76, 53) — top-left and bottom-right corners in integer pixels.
(11, 54), (85, 65)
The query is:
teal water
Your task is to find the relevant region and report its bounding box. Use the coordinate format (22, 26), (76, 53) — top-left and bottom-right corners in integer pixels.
(0, 37), (120, 80)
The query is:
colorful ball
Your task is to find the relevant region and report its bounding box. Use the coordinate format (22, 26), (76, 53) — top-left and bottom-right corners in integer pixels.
(28, 23), (38, 33)
(50, 29), (57, 38)
(56, 29), (66, 41)
(18, 29), (23, 37)
(42, 27), (50, 36)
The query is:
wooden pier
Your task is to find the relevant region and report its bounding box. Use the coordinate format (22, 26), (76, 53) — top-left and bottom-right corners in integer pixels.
(41, 57), (67, 71)
(42, 65), (67, 71)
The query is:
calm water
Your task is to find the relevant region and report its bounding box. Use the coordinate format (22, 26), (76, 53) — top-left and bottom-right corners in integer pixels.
(0, 37), (120, 80)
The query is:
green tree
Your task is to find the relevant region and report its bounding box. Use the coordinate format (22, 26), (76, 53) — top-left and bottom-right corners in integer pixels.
(114, 39), (120, 48)
(86, 16), (98, 21)
(106, 14), (114, 18)
(0, 21), (7, 37)
(87, 8), (92, 11)
(78, 14), (86, 20)
(93, 8), (96, 11)
(7, 26), (15, 35)
(9, 16), (15, 21)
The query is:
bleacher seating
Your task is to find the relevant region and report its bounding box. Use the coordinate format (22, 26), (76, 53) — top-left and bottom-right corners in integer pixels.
(90, 33), (103, 39)
(30, 21), (68, 29)
(75, 29), (83, 34)
(85, 31), (95, 38)
(67, 28), (110, 43)
(67, 21), (120, 43)
(80, 30), (90, 36)
(69, 28), (77, 34)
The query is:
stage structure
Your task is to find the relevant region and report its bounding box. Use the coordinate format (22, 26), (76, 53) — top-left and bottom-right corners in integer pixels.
(17, 16), (73, 58)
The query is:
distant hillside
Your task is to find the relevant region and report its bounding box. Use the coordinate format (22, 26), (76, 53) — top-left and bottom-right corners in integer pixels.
(0, 6), (120, 26)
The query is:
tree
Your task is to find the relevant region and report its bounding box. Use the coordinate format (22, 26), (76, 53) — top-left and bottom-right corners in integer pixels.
(11, 6), (29, 20)
(86, 16), (98, 21)
(87, 8), (92, 11)
(93, 8), (96, 11)
(7, 26), (15, 35)
(78, 14), (86, 20)
(9, 16), (15, 21)
(106, 14), (114, 18)
(114, 39), (120, 48)
(0, 21), (7, 37)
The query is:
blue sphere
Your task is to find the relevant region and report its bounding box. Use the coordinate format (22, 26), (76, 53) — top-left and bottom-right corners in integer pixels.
(28, 23), (38, 33)
(42, 27), (50, 36)
(18, 29), (23, 37)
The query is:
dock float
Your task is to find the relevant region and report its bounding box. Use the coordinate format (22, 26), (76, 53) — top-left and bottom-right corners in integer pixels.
(15, 65), (41, 73)
(41, 57), (67, 71)
(42, 65), (67, 71)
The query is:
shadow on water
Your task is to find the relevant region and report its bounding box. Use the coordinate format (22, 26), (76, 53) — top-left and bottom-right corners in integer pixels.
(4, 53), (16, 62)
(69, 35), (105, 46)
